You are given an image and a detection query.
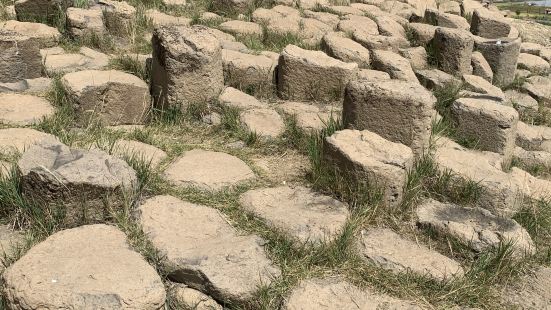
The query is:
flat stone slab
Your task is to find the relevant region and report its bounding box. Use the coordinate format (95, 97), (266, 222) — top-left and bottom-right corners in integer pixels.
(1, 224), (166, 309)
(0, 93), (55, 125)
(357, 228), (464, 281)
(138, 195), (281, 303)
(164, 149), (255, 191)
(0, 128), (58, 154)
(41, 47), (109, 74)
(239, 186), (349, 244)
(169, 284), (223, 310)
(500, 266), (551, 308)
(239, 108), (285, 138)
(416, 199), (535, 256)
(112, 139), (167, 168)
(278, 101), (340, 132)
(283, 277), (421, 309)
(18, 141), (137, 225)
(0, 225), (24, 272)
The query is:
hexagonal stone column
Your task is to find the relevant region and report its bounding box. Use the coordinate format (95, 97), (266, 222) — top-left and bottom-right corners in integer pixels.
(476, 38), (521, 87)
(433, 27), (474, 76)
(0, 30), (42, 83)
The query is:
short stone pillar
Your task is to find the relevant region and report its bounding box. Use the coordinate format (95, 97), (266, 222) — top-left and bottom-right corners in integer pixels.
(476, 38), (521, 87)
(0, 30), (42, 83)
(433, 27), (474, 76)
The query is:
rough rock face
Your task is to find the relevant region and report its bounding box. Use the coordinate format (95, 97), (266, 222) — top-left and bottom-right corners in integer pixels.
(66, 6), (106, 38)
(462, 74), (504, 99)
(218, 86), (264, 109)
(221, 49), (276, 92)
(407, 22), (437, 46)
(239, 186), (350, 244)
(352, 32), (410, 52)
(500, 267), (551, 308)
(371, 50), (418, 82)
(239, 108), (285, 138)
(277, 44), (358, 102)
(0, 128), (58, 154)
(41, 47), (110, 74)
(324, 129), (414, 207)
(0, 20), (60, 48)
(164, 149), (255, 191)
(357, 228), (464, 281)
(470, 8), (511, 39)
(283, 277), (421, 309)
(471, 51), (493, 82)
(321, 32), (370, 69)
(278, 101), (340, 132)
(476, 38), (521, 87)
(2, 224), (166, 309)
(169, 284), (223, 310)
(151, 25), (224, 110)
(415, 68), (460, 90)
(522, 75), (551, 106)
(416, 199), (535, 256)
(15, 0), (72, 23)
(343, 79), (435, 154)
(433, 27), (474, 76)
(62, 70), (151, 126)
(137, 195), (281, 303)
(18, 142), (137, 226)
(0, 30), (42, 83)
(424, 8), (469, 29)
(517, 53), (550, 74)
(112, 139), (167, 168)
(0, 225), (24, 272)
(0, 93), (54, 125)
(98, 0), (136, 35)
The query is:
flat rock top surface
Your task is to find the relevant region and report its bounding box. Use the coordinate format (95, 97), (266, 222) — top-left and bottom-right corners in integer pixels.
(0, 128), (58, 154)
(62, 69), (147, 94)
(154, 25), (220, 55)
(347, 79), (435, 106)
(0, 93), (55, 125)
(501, 266), (551, 308)
(164, 149), (255, 191)
(239, 186), (349, 243)
(282, 44), (358, 70)
(18, 142), (137, 187)
(112, 139), (167, 168)
(358, 228), (464, 281)
(1, 224), (166, 310)
(138, 195), (280, 301)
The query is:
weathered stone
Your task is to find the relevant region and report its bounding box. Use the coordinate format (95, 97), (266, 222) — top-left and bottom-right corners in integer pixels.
(371, 50), (418, 82)
(321, 32), (370, 68)
(352, 32), (410, 52)
(435, 138), (522, 215)
(343, 80), (435, 154)
(357, 228), (464, 281)
(211, 0), (253, 14)
(151, 25), (223, 110)
(372, 14), (406, 38)
(169, 284), (223, 310)
(283, 277), (421, 309)
(0, 93), (54, 126)
(302, 10), (340, 28)
(516, 121), (551, 152)
(500, 267), (551, 309)
(0, 225), (24, 271)
(471, 51), (493, 82)
(300, 18), (332, 46)
(41, 46), (109, 74)
(517, 53), (550, 74)
(324, 129), (414, 206)
(98, 0), (136, 35)
(451, 97), (517, 162)
(15, 0), (72, 23)
(521, 42), (544, 55)
(0, 20), (60, 48)
(522, 75), (551, 106)
(510, 167), (551, 202)
(425, 8), (469, 30)
(476, 38), (521, 87)
(0, 30), (41, 83)
(398, 46), (428, 70)
(219, 20), (263, 38)
(239, 108), (285, 138)
(354, 69), (391, 82)
(145, 9), (191, 26)
(18, 142), (137, 225)
(337, 14), (378, 36)
(218, 86), (264, 110)
(462, 74), (504, 99)
(112, 139), (167, 168)
(439, 0), (461, 15)
(222, 49), (275, 92)
(433, 27), (474, 76)
(326, 5), (363, 16)
(470, 8), (511, 39)
(415, 68), (460, 90)
(240, 186), (349, 244)
(137, 195), (280, 303)
(62, 70), (150, 126)
(504, 90), (539, 113)
(416, 199), (534, 255)
(278, 101), (340, 132)
(277, 44), (358, 102)
(66, 7), (105, 38)
(2, 224), (166, 309)
(407, 22), (437, 46)
(164, 149), (255, 191)
(513, 147), (551, 171)
(0, 128), (57, 154)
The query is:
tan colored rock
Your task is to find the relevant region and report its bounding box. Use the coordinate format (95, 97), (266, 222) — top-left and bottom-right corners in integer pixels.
(279, 101), (340, 132)
(517, 53), (550, 74)
(98, 0), (136, 35)
(0, 20), (60, 48)
(240, 186), (349, 244)
(169, 284), (223, 310)
(510, 167), (551, 202)
(522, 75), (551, 106)
(222, 49), (276, 92)
(324, 129), (414, 206)
(62, 70), (150, 126)
(112, 139), (167, 168)
(2, 224), (166, 309)
(354, 69), (391, 81)
(0, 128), (57, 154)
(0, 30), (41, 83)
(41, 46), (110, 74)
(513, 147), (551, 170)
(151, 25), (223, 110)
(164, 149), (255, 191)
(500, 267), (551, 309)
(0, 225), (24, 271)
(516, 121), (551, 152)
(462, 74), (504, 99)
(18, 141), (137, 225)
(407, 22), (437, 46)
(277, 44), (358, 102)
(417, 199), (535, 256)
(0, 93), (54, 125)
(66, 7), (105, 38)
(218, 86), (264, 110)
(471, 51), (493, 82)
(302, 10), (340, 28)
(299, 18), (332, 46)
(137, 195), (280, 303)
(321, 32), (370, 68)
(439, 0), (460, 14)
(240, 108), (285, 138)
(372, 14), (406, 38)
(371, 49), (418, 82)
(337, 14), (378, 36)
(352, 32), (410, 52)
(470, 8), (511, 39)
(358, 228), (464, 281)
(145, 9), (191, 26)
(14, 0), (72, 23)
(415, 68), (460, 90)
(433, 27), (474, 76)
(476, 38), (521, 87)
(283, 277), (421, 309)
(424, 8), (469, 29)
(219, 20), (262, 38)
(504, 90), (538, 113)
(398, 46), (428, 70)
(343, 80), (435, 154)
